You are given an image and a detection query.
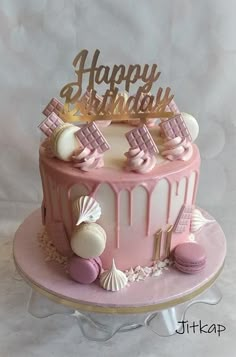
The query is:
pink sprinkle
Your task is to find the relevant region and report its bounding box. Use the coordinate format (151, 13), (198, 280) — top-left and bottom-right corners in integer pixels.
(166, 99), (180, 114)
(75, 122), (110, 153)
(125, 124), (159, 156)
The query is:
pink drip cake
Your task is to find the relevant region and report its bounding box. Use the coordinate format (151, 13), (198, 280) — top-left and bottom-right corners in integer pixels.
(37, 49), (210, 292)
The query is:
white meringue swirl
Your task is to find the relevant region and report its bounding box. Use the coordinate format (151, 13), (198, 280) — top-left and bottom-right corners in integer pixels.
(100, 259), (128, 292)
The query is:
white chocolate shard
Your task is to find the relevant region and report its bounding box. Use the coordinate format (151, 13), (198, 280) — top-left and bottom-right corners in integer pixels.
(188, 233), (196, 241)
(73, 196), (101, 226)
(190, 209), (215, 232)
(100, 259), (128, 292)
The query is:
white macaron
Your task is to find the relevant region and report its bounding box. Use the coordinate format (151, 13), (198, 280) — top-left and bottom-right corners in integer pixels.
(70, 222), (106, 259)
(51, 124), (80, 161)
(181, 112), (199, 142)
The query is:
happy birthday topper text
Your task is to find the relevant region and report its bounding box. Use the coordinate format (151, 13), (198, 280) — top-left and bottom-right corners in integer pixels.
(60, 49), (174, 122)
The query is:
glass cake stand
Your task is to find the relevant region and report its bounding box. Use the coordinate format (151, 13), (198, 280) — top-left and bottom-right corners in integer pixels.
(13, 210), (226, 342)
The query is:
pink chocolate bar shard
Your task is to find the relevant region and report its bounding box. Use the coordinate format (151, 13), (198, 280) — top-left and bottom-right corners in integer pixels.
(160, 114), (192, 141)
(38, 112), (64, 137)
(79, 89), (103, 114)
(166, 99), (180, 114)
(47, 221), (73, 257)
(174, 204), (192, 233)
(42, 98), (64, 117)
(75, 122), (110, 153)
(125, 124), (159, 155)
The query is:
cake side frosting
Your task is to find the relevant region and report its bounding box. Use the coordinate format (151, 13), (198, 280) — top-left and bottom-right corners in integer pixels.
(39, 130), (200, 270)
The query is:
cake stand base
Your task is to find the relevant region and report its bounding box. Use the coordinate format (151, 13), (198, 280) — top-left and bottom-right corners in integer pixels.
(26, 285), (222, 341)
(13, 209), (226, 341)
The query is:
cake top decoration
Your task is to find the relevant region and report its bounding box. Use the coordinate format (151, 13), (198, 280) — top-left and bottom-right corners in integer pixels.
(38, 50), (199, 169)
(75, 122), (110, 153)
(166, 99), (180, 115)
(59, 49), (175, 123)
(125, 124), (159, 155)
(160, 114), (192, 141)
(38, 112), (64, 137)
(42, 98), (64, 117)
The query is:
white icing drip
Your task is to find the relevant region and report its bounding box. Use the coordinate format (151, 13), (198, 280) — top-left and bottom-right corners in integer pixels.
(100, 259), (128, 291)
(73, 196), (101, 226)
(190, 209), (215, 232)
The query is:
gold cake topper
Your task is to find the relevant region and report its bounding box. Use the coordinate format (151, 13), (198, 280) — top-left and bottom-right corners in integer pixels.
(59, 49), (174, 123)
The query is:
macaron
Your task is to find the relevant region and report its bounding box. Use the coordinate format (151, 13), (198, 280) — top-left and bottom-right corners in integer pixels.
(174, 242), (206, 274)
(181, 112), (199, 142)
(50, 124), (80, 161)
(68, 255), (102, 284)
(70, 222), (106, 259)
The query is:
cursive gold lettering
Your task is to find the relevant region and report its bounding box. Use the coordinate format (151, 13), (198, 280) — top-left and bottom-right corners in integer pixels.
(59, 49), (175, 121)
(110, 65), (126, 89)
(141, 64), (160, 92)
(95, 65), (110, 85)
(140, 95), (155, 112)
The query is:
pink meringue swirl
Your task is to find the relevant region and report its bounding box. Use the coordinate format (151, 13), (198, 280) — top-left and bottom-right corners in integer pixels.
(161, 137), (193, 161)
(72, 147), (104, 171)
(125, 148), (157, 174)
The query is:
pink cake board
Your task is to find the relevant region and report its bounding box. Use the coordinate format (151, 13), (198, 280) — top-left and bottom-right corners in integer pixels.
(13, 209), (226, 315)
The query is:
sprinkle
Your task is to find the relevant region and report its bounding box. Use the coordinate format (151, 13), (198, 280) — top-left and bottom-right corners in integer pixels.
(125, 259), (172, 283)
(157, 261), (167, 269)
(38, 229), (68, 269)
(188, 233), (195, 241)
(143, 267), (152, 274)
(152, 270), (162, 277)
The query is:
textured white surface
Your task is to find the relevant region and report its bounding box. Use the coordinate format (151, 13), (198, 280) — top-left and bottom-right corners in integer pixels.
(0, 0), (235, 355)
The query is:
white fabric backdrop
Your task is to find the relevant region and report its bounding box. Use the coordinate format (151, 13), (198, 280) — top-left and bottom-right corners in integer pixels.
(0, 1), (235, 356)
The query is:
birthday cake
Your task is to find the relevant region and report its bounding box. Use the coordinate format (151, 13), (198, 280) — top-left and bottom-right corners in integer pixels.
(38, 50), (212, 292)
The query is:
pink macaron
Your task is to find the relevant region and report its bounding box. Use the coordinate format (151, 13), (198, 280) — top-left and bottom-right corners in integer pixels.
(174, 242), (206, 274)
(68, 255), (102, 284)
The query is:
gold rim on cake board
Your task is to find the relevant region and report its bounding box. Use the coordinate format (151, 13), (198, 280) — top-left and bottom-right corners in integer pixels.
(14, 256), (224, 315)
